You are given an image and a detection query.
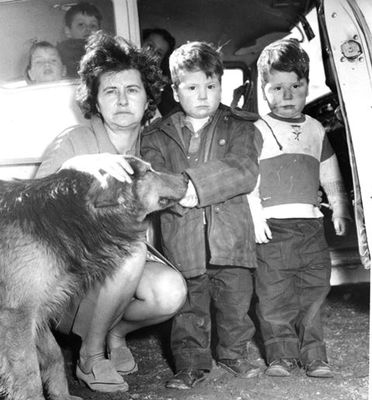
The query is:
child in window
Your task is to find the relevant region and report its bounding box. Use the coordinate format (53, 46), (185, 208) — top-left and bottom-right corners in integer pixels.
(26, 41), (66, 84)
(57, 2), (102, 78)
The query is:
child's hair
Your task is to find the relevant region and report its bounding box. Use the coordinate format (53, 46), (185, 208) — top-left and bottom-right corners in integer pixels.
(257, 38), (310, 88)
(169, 41), (224, 88)
(64, 2), (102, 28)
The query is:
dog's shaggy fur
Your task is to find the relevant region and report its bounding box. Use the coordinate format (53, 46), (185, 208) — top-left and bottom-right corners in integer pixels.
(0, 156), (187, 400)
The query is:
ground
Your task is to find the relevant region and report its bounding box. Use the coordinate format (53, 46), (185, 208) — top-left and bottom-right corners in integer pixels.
(60, 283), (369, 400)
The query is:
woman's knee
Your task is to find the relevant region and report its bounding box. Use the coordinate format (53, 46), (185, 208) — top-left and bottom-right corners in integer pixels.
(162, 269), (187, 313)
(144, 263), (187, 314)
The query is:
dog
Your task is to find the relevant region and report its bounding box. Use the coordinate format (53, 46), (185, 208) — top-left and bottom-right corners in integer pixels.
(0, 156), (187, 400)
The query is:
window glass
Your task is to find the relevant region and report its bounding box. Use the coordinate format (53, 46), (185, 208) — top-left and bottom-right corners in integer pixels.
(0, 0), (115, 86)
(221, 68), (245, 107)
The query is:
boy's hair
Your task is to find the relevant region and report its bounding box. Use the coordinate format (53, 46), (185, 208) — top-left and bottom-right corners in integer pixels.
(64, 2), (102, 28)
(169, 41), (224, 88)
(257, 38), (310, 88)
(77, 31), (165, 121)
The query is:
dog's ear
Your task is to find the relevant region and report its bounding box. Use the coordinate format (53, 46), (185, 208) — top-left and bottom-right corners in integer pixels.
(88, 176), (129, 208)
(124, 155), (152, 177)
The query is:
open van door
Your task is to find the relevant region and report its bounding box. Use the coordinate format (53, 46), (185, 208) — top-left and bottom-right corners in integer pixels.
(318, 0), (372, 272)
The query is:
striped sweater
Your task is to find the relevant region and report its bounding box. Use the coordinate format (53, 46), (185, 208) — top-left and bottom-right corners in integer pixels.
(248, 113), (350, 220)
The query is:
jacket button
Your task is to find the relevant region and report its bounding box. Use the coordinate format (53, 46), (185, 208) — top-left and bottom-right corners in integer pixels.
(215, 206), (220, 213)
(218, 139), (226, 146)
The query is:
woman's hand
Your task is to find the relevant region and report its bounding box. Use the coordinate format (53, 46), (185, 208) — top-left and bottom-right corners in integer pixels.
(61, 153), (134, 184)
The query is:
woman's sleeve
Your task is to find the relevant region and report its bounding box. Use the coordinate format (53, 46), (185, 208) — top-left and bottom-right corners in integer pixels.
(34, 130), (78, 178)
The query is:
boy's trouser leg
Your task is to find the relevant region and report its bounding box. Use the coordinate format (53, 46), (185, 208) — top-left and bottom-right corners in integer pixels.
(255, 219), (331, 365)
(209, 266), (255, 360)
(294, 220), (331, 365)
(170, 273), (213, 371)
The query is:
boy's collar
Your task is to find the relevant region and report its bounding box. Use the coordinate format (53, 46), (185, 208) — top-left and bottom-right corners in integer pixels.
(179, 112), (214, 133)
(268, 112), (306, 123)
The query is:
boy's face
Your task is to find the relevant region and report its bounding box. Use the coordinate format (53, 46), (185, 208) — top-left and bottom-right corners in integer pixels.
(263, 70), (308, 119)
(172, 70), (221, 119)
(28, 47), (66, 83)
(65, 12), (100, 40)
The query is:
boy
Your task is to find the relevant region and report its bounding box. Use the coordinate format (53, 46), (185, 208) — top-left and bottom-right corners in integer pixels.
(141, 41), (262, 390)
(57, 2), (102, 78)
(248, 38), (350, 378)
(26, 41), (66, 84)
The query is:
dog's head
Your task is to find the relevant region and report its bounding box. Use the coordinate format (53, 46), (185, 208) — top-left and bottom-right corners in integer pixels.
(87, 156), (188, 221)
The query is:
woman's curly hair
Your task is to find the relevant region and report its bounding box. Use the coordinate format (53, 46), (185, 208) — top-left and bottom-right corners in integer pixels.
(76, 31), (165, 123)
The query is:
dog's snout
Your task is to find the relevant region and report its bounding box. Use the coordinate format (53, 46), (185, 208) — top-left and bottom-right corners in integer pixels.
(159, 172), (188, 200)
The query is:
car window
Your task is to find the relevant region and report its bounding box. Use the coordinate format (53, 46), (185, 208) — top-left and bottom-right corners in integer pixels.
(221, 67), (245, 107)
(0, 0), (115, 86)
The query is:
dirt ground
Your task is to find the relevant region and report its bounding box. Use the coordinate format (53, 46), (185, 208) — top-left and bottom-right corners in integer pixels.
(60, 283), (369, 400)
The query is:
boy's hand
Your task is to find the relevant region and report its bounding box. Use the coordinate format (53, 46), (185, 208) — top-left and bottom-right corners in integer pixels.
(254, 220), (272, 244)
(333, 217), (349, 236)
(61, 153), (133, 184)
(179, 180), (198, 208)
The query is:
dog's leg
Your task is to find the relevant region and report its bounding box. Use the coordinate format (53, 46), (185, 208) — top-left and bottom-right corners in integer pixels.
(36, 326), (82, 400)
(0, 308), (45, 400)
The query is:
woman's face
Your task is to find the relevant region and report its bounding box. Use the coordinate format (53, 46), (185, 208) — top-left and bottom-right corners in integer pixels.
(96, 69), (148, 132)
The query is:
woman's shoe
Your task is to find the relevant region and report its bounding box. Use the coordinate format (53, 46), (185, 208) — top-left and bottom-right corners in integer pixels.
(108, 344), (138, 375)
(76, 357), (129, 393)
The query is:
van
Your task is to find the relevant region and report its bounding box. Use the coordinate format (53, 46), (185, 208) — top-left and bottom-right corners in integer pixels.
(0, 0), (370, 285)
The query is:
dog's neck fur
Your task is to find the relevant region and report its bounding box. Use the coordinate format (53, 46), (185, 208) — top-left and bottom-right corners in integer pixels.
(0, 169), (148, 290)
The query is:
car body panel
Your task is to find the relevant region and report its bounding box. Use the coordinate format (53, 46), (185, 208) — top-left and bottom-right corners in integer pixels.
(320, 0), (371, 279)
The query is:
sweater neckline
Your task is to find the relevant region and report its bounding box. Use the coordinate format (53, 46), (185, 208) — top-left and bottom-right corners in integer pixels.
(268, 112), (306, 124)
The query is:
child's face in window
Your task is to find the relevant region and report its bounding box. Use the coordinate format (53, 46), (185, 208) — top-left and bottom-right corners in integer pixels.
(142, 34), (170, 65)
(172, 70), (221, 119)
(66, 13), (100, 40)
(28, 47), (66, 83)
(263, 70), (308, 119)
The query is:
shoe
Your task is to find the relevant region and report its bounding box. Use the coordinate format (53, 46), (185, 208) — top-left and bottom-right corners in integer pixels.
(305, 360), (333, 378)
(265, 358), (298, 377)
(218, 358), (260, 378)
(108, 344), (138, 375)
(165, 369), (207, 390)
(76, 357), (129, 393)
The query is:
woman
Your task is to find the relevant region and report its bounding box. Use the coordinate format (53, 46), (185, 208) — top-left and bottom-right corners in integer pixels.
(36, 31), (187, 393)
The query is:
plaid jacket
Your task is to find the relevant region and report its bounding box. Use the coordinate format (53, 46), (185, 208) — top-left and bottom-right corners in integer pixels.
(141, 104), (262, 278)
